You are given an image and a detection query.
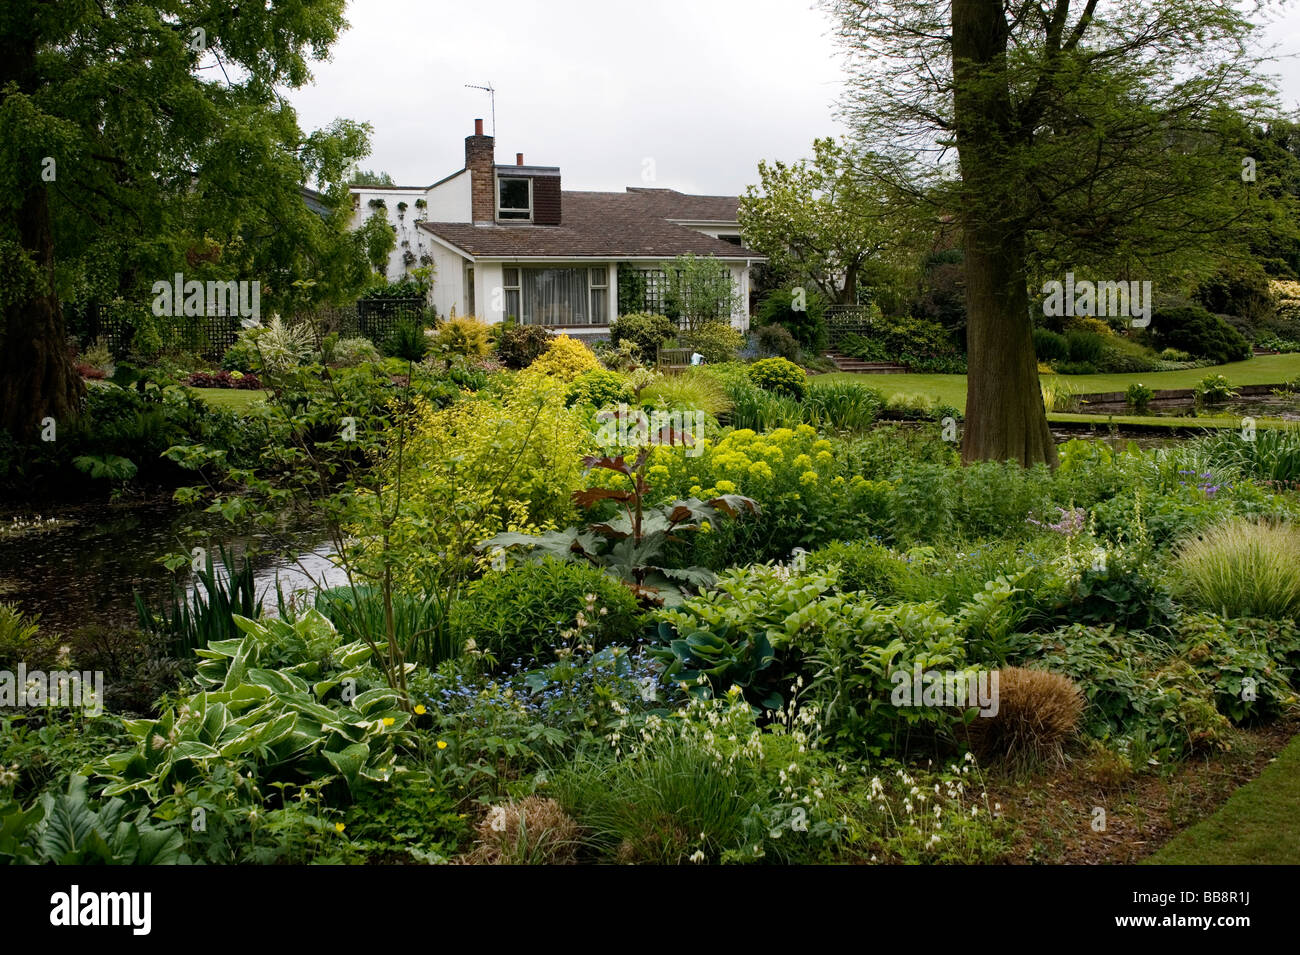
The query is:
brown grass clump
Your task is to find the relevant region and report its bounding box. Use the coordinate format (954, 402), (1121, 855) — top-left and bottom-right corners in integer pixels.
(465, 796), (581, 865)
(963, 667), (1085, 774)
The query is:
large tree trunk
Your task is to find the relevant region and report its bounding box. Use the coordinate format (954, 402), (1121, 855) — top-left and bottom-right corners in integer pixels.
(952, 0), (1055, 467)
(0, 20), (82, 439)
(0, 187), (83, 438)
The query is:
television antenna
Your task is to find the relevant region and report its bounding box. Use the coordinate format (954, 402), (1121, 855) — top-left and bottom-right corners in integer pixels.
(464, 82), (496, 137)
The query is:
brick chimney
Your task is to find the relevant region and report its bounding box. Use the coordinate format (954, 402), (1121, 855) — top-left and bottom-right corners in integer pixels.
(516, 153), (524, 166)
(465, 118), (495, 223)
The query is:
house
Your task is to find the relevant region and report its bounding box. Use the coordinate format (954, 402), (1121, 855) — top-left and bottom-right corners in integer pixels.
(348, 119), (764, 335)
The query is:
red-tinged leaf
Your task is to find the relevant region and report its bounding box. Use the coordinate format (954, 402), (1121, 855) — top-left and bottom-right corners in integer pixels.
(573, 488), (634, 508)
(589, 523), (631, 540)
(581, 455), (633, 475)
(667, 505), (693, 524)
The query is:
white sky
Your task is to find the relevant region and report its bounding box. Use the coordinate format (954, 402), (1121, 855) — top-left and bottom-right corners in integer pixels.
(285, 0), (1300, 196)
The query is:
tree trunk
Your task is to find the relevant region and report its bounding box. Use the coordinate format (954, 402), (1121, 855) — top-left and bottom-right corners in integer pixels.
(952, 0), (1056, 467)
(0, 189), (83, 438)
(0, 19), (83, 439)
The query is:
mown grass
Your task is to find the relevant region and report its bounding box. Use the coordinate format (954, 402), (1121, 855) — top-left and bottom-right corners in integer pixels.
(818, 352), (1300, 413)
(192, 388), (268, 412)
(1145, 732), (1300, 864)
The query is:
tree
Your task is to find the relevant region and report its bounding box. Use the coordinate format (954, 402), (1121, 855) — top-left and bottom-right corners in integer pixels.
(350, 169), (397, 186)
(662, 254), (742, 331)
(739, 138), (925, 304)
(824, 0), (1282, 466)
(0, 0), (367, 438)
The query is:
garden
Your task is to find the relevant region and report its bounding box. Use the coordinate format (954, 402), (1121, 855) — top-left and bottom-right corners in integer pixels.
(3, 311), (1300, 866)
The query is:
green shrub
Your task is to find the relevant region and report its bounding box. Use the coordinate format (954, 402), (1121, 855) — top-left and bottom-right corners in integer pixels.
(749, 357), (807, 399)
(1032, 328), (1069, 362)
(450, 558), (644, 667)
(757, 287), (828, 353)
(1065, 330), (1105, 365)
(1150, 304), (1252, 364)
(681, 321), (746, 364)
(496, 324), (554, 369)
(1023, 624), (1231, 761)
(1177, 614), (1294, 724)
(757, 323), (801, 360)
(313, 584), (458, 669)
(838, 333), (889, 362)
(1098, 334), (1160, 372)
(1174, 519), (1300, 620)
(1126, 382), (1154, 412)
(610, 312), (677, 362)
(802, 380), (883, 432)
(565, 368), (632, 409)
(1193, 373), (1238, 406)
(640, 368), (732, 418)
(433, 316), (491, 358)
(384, 322), (430, 361)
(322, 335), (381, 367)
(806, 539), (908, 598)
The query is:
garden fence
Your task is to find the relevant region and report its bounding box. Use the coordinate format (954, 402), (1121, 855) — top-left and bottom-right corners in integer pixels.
(824, 304), (876, 347)
(70, 296), (429, 360)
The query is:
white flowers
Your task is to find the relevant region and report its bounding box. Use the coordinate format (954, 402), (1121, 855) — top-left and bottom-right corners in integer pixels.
(689, 850), (705, 864)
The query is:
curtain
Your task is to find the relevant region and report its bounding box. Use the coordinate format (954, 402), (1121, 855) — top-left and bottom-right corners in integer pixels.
(523, 268), (589, 325)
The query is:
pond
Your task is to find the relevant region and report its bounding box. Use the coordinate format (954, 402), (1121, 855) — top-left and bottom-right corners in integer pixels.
(0, 496), (347, 636)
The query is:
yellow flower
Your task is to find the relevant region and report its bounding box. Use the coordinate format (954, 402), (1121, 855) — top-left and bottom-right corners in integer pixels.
(414, 704), (426, 715)
(793, 454), (813, 471)
(382, 717), (395, 726)
(714, 479), (737, 494)
(690, 485), (703, 497)
(795, 424), (816, 438)
(437, 740), (448, 750)
(800, 470), (819, 486)
(812, 439), (833, 453)
(747, 461), (773, 481)
(334, 822), (346, 833)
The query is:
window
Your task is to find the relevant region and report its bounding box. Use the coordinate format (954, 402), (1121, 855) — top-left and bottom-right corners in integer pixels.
(497, 177), (531, 221)
(718, 234), (742, 246)
(589, 267), (608, 325)
(503, 267), (520, 321)
(504, 266), (612, 326)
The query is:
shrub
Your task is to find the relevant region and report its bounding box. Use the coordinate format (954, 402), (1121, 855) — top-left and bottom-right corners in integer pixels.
(1126, 382), (1154, 412)
(225, 316), (313, 373)
(1032, 328), (1069, 362)
(322, 335), (381, 367)
(1149, 304), (1252, 364)
(1174, 519), (1300, 620)
(393, 376), (594, 576)
(1065, 330), (1105, 365)
(681, 321), (746, 364)
(1159, 348), (1193, 362)
(184, 369), (263, 389)
(1097, 335), (1160, 373)
(806, 540), (907, 598)
(565, 368), (632, 409)
(803, 380), (883, 432)
(433, 316), (491, 358)
(450, 558), (644, 667)
(838, 333), (889, 362)
(639, 369), (732, 418)
(609, 312), (677, 362)
(527, 334), (601, 381)
(757, 323), (801, 360)
(384, 322), (430, 361)
(496, 324), (553, 369)
(961, 667), (1084, 773)
(756, 287), (828, 353)
(466, 797), (581, 865)
(1193, 373), (1237, 406)
(749, 357), (807, 399)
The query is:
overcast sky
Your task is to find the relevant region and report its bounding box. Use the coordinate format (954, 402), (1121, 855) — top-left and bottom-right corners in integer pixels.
(286, 0), (1300, 197)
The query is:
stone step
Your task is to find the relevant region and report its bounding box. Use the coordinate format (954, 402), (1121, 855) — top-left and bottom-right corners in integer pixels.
(825, 352), (911, 374)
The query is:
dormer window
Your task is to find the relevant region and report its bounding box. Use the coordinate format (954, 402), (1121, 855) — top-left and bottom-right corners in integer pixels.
(497, 177), (532, 221)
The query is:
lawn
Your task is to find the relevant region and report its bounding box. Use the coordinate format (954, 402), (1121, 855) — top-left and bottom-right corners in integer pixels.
(1145, 732), (1300, 864)
(192, 387), (268, 412)
(818, 352), (1300, 413)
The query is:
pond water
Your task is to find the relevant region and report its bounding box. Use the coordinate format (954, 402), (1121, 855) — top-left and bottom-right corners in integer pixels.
(1079, 391), (1300, 421)
(0, 497), (347, 635)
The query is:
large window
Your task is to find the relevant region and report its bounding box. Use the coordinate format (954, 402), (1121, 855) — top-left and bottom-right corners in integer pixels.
(504, 266), (610, 326)
(497, 177), (531, 221)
